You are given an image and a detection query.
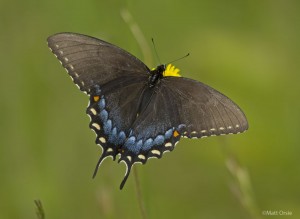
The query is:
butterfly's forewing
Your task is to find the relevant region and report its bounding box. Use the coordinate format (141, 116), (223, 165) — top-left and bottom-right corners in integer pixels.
(47, 33), (149, 93)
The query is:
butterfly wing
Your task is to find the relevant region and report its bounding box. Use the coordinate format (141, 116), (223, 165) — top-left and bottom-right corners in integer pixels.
(117, 76), (248, 188)
(47, 33), (152, 187)
(47, 32), (150, 93)
(123, 76), (248, 152)
(165, 77), (249, 137)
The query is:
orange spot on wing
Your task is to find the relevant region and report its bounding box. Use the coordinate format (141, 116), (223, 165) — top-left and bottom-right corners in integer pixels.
(93, 96), (100, 102)
(173, 130), (180, 137)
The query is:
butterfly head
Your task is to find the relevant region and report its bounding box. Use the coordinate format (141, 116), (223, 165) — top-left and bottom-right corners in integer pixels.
(155, 64), (166, 75)
(151, 64), (181, 77)
(149, 64), (181, 87)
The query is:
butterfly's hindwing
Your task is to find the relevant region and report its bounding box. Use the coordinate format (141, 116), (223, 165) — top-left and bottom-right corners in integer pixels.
(162, 77), (248, 138)
(86, 82), (186, 189)
(117, 125), (183, 189)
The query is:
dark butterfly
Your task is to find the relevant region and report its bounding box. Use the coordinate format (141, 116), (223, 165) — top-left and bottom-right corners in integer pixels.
(47, 33), (248, 189)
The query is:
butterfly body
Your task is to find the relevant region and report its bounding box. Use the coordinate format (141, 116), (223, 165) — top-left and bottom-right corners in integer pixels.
(148, 65), (165, 87)
(47, 33), (248, 189)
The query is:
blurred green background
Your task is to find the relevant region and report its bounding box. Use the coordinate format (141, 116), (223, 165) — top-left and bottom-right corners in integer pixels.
(1, 0), (299, 218)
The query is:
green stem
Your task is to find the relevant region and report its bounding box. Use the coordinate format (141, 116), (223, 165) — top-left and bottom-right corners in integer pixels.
(133, 168), (148, 219)
(34, 199), (45, 219)
(220, 138), (262, 219)
(120, 8), (153, 66)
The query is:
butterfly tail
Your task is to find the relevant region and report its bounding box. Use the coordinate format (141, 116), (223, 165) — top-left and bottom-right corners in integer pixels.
(119, 159), (133, 190)
(92, 152), (107, 178)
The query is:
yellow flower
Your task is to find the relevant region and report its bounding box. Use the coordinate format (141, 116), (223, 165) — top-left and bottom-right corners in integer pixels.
(163, 64), (181, 77)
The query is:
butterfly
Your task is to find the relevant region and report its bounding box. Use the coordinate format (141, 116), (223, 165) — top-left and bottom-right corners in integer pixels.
(47, 33), (248, 189)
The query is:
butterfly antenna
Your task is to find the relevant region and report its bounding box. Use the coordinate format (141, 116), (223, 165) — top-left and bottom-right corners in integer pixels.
(151, 38), (162, 64)
(166, 53), (190, 65)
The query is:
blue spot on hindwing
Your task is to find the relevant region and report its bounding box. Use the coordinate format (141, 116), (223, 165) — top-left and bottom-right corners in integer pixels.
(142, 138), (153, 151)
(177, 124), (186, 132)
(108, 127), (118, 144)
(124, 136), (137, 152)
(100, 109), (108, 122)
(99, 96), (105, 110)
(165, 128), (174, 139)
(104, 119), (112, 134)
(118, 131), (126, 145)
(136, 140), (143, 149)
(154, 135), (165, 145)
(93, 85), (101, 95)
